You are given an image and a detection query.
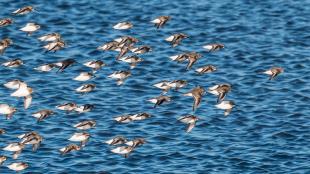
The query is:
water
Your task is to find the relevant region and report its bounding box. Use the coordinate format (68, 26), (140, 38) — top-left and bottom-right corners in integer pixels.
(0, 0), (310, 173)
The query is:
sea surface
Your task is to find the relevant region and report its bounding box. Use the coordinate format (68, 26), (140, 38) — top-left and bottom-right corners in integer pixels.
(0, 0), (310, 173)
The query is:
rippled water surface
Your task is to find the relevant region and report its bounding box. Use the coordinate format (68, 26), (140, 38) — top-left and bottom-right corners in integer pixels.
(0, 0), (310, 173)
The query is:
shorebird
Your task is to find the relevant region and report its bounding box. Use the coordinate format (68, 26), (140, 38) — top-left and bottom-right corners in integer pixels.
(32, 109), (54, 122)
(20, 23), (40, 36)
(165, 33), (188, 47)
(169, 80), (188, 91)
(54, 59), (75, 72)
(0, 18), (13, 27)
(119, 55), (143, 69)
(73, 120), (96, 130)
(130, 113), (151, 121)
(108, 71), (131, 85)
(19, 131), (43, 151)
(111, 146), (135, 158)
(215, 100), (235, 116)
(105, 136), (127, 145)
(130, 46), (151, 54)
(0, 156), (7, 165)
(59, 144), (81, 155)
(178, 115), (199, 133)
(203, 43), (224, 52)
(7, 162), (28, 172)
(208, 84), (231, 103)
(38, 33), (61, 42)
(2, 58), (23, 68)
(169, 53), (189, 62)
(153, 81), (172, 94)
(263, 67), (284, 80)
(114, 36), (138, 47)
(113, 22), (133, 30)
(0, 104), (17, 119)
(74, 104), (94, 113)
(43, 40), (65, 52)
(10, 82), (33, 109)
(12, 6), (34, 15)
(97, 41), (120, 51)
(148, 95), (171, 108)
(0, 38), (13, 55)
(184, 86), (205, 111)
(76, 84), (96, 94)
(34, 63), (56, 72)
(114, 115), (134, 123)
(0, 129), (5, 134)
(4, 79), (23, 89)
(125, 138), (146, 148)
(185, 52), (202, 70)
(151, 16), (171, 28)
(3, 142), (25, 159)
(73, 72), (94, 81)
(83, 60), (106, 72)
(68, 132), (90, 147)
(56, 103), (77, 113)
(195, 65), (217, 74)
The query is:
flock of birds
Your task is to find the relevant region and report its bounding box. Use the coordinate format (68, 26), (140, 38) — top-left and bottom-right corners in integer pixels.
(0, 5), (284, 172)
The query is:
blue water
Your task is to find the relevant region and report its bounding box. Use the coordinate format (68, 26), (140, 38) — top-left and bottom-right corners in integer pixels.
(0, 0), (310, 173)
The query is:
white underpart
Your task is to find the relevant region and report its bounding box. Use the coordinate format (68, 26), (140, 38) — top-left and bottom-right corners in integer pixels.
(44, 42), (57, 50)
(34, 64), (53, 72)
(11, 83), (31, 97)
(7, 163), (27, 171)
(203, 45), (213, 50)
(113, 22), (132, 30)
(20, 23), (39, 32)
(151, 18), (161, 23)
(165, 35), (174, 42)
(148, 98), (158, 104)
(111, 146), (130, 154)
(169, 55), (180, 61)
(215, 101), (233, 110)
(73, 72), (92, 81)
(4, 80), (21, 89)
(38, 35), (58, 42)
(68, 133), (88, 142)
(3, 143), (22, 151)
(208, 85), (220, 95)
(263, 70), (273, 75)
(0, 104), (13, 114)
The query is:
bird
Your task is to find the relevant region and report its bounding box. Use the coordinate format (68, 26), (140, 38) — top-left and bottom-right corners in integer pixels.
(184, 86), (205, 111)
(0, 104), (17, 119)
(151, 16), (171, 29)
(114, 36), (139, 47)
(97, 41), (120, 51)
(0, 18), (13, 27)
(0, 38), (13, 55)
(19, 23), (40, 36)
(54, 59), (75, 72)
(169, 53), (189, 62)
(178, 115), (199, 133)
(125, 138), (146, 148)
(195, 65), (217, 74)
(114, 115), (134, 123)
(3, 79), (23, 89)
(116, 45), (131, 60)
(73, 72), (94, 81)
(59, 144), (81, 155)
(153, 81), (173, 94)
(32, 109), (54, 122)
(0, 156), (7, 165)
(68, 132), (90, 147)
(203, 43), (224, 52)
(74, 104), (94, 113)
(2, 58), (23, 68)
(12, 6), (34, 15)
(83, 60), (106, 72)
(165, 33), (188, 47)
(119, 55), (143, 69)
(38, 33), (61, 42)
(148, 95), (171, 108)
(73, 120), (96, 130)
(105, 136), (127, 146)
(108, 71), (131, 85)
(10, 82), (33, 109)
(56, 103), (77, 113)
(208, 84), (231, 103)
(43, 40), (65, 52)
(130, 46), (152, 54)
(111, 146), (135, 158)
(263, 67), (284, 80)
(75, 84), (96, 94)
(19, 131), (43, 151)
(0, 129), (5, 134)
(185, 52), (202, 70)
(215, 100), (235, 116)
(7, 162), (28, 172)
(130, 113), (151, 121)
(113, 21), (133, 30)
(34, 63), (56, 72)
(3, 142), (25, 159)
(168, 80), (188, 91)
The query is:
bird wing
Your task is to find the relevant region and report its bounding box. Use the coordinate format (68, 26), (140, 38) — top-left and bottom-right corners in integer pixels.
(24, 95), (32, 109)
